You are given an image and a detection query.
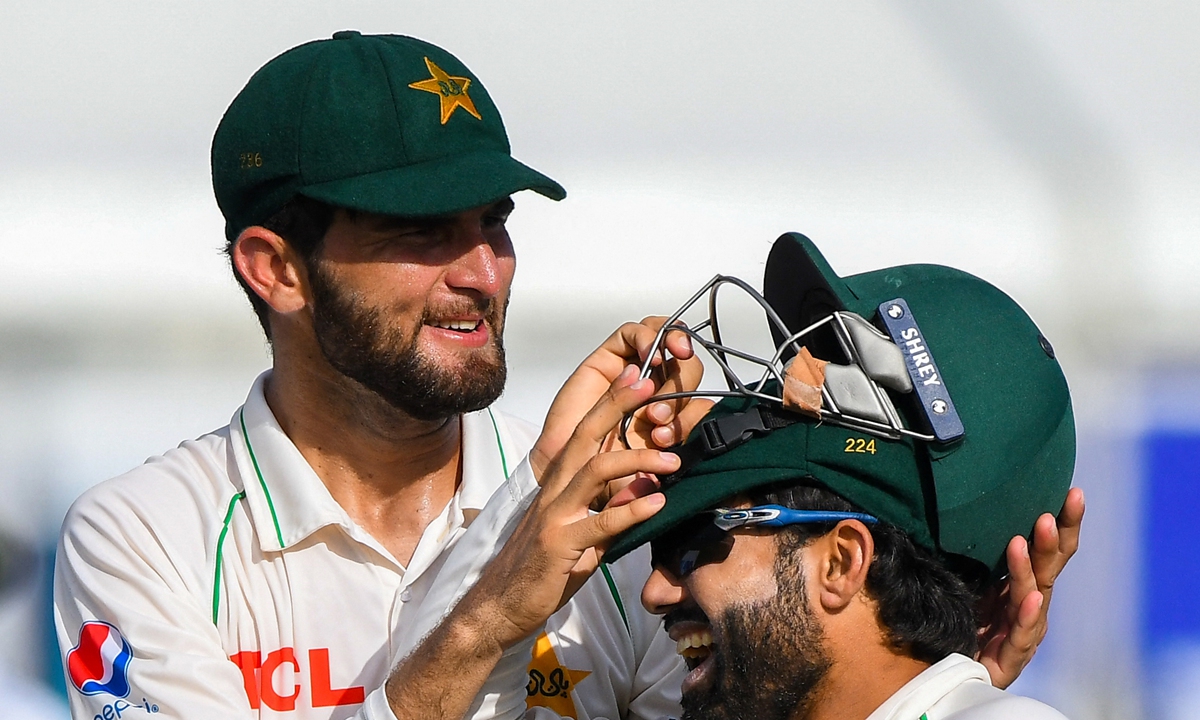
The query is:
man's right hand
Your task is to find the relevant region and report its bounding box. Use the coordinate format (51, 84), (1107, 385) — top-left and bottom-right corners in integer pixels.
(461, 364), (679, 648)
(385, 367), (679, 719)
(530, 316), (711, 493)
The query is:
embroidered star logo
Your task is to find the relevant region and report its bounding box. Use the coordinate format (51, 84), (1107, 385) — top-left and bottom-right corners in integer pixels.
(407, 57), (483, 125)
(525, 632), (591, 719)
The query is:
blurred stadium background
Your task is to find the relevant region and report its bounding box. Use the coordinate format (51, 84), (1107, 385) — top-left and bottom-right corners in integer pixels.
(1, 1), (1197, 717)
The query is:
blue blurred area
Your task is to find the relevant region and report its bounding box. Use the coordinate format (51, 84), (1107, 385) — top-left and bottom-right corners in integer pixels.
(1143, 432), (1200, 653)
(1142, 431), (1200, 720)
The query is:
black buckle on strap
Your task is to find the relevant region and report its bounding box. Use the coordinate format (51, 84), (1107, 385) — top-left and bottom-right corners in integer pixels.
(700, 406), (770, 456)
(658, 404), (801, 490)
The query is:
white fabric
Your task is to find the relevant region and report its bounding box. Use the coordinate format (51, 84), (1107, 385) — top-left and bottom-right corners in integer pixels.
(866, 654), (1067, 720)
(55, 371), (684, 720)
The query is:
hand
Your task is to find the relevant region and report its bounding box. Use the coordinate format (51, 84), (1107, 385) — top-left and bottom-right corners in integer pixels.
(530, 316), (710, 496)
(461, 368), (679, 650)
(976, 487), (1085, 688)
(383, 371), (679, 720)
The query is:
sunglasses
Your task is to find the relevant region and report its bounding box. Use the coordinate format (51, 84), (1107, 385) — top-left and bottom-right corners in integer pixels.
(650, 505), (879, 578)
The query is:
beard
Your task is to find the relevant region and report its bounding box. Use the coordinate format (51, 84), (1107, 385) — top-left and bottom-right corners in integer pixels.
(677, 557), (831, 720)
(307, 260), (508, 422)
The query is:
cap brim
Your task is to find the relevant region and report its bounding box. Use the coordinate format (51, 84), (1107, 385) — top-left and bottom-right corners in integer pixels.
(297, 149), (565, 217)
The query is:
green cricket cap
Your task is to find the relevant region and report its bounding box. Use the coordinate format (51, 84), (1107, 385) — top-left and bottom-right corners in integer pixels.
(212, 31), (565, 241)
(607, 233), (1076, 575)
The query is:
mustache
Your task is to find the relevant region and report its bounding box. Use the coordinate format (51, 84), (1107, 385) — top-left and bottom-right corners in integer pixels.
(420, 297), (503, 324)
(664, 605), (710, 634)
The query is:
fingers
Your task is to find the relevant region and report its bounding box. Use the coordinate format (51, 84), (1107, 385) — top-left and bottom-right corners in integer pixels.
(631, 316), (694, 365)
(986, 589), (1044, 689)
(638, 395), (716, 448)
(1029, 486), (1085, 592)
(534, 317), (696, 472)
(605, 473), (661, 509)
(655, 354), (705, 397)
(601, 317), (692, 373)
(660, 322), (696, 361)
(635, 385), (714, 449)
(555, 448), (679, 512)
(570, 378), (658, 450)
(1046, 487), (1084, 559)
(1029, 513), (1060, 588)
(1055, 487), (1084, 559)
(1004, 536), (1037, 613)
(670, 397), (716, 444)
(983, 494), (1081, 690)
(565, 491), (667, 553)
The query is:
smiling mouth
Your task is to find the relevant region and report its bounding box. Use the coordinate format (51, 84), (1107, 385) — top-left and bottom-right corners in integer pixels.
(429, 319), (483, 332)
(676, 628), (714, 671)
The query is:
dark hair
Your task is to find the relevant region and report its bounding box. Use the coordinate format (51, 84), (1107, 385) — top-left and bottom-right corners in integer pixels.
(749, 482), (991, 664)
(224, 195), (337, 340)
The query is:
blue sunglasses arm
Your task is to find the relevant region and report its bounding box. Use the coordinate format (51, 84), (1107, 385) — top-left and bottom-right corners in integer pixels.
(752, 505), (880, 527)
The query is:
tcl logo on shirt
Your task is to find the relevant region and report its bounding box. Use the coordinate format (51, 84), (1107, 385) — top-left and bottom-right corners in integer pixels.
(230, 648), (365, 711)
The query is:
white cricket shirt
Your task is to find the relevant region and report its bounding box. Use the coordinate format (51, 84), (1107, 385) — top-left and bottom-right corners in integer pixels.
(55, 372), (683, 720)
(866, 654), (1067, 720)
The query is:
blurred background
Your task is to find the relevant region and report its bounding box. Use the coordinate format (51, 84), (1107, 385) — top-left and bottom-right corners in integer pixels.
(1, 1), (1197, 717)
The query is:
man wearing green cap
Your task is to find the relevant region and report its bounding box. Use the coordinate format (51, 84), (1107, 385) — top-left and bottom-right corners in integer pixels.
(601, 234), (1081, 719)
(54, 31), (1079, 720)
(55, 31), (701, 720)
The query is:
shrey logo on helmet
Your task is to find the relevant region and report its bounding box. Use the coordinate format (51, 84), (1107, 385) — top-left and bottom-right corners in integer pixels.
(67, 621), (133, 698)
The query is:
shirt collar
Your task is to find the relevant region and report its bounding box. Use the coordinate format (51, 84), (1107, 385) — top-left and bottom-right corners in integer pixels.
(230, 372), (352, 553)
(865, 653), (991, 720)
(460, 406), (519, 517)
(229, 371), (523, 554)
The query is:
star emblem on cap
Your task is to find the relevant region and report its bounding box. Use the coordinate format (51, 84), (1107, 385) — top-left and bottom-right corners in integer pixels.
(408, 57), (483, 125)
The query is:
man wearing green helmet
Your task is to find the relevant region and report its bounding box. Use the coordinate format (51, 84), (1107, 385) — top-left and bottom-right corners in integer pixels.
(603, 233), (1080, 719)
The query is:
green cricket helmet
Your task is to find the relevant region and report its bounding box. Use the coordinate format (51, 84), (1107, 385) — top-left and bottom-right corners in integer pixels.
(606, 233), (1075, 576)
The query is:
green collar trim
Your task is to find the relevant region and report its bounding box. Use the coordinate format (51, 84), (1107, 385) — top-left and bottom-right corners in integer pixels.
(599, 564), (630, 636)
(240, 409), (285, 548)
(485, 407), (510, 478)
(213, 491), (246, 624)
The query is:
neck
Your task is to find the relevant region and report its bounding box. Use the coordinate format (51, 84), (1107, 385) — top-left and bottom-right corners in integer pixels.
(265, 337), (463, 566)
(799, 611), (929, 720)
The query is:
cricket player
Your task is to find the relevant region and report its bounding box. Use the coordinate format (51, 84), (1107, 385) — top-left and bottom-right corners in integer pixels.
(601, 233), (1080, 719)
(53, 32), (1080, 720)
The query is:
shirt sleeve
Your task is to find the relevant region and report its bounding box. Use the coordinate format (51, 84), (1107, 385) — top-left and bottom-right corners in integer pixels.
(391, 455), (541, 657)
(55, 482), (256, 720)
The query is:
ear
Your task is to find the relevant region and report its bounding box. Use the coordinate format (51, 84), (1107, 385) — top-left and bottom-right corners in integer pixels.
(231, 226), (310, 315)
(812, 519), (874, 612)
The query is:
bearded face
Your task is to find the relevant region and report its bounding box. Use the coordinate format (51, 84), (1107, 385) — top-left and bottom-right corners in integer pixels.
(669, 544), (831, 720)
(307, 256), (508, 422)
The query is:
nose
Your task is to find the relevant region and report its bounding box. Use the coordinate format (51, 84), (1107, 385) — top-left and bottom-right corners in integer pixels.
(641, 565), (689, 615)
(443, 226), (505, 299)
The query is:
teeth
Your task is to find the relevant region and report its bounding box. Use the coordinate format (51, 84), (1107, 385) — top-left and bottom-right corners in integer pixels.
(433, 320), (479, 332)
(675, 630), (713, 657)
